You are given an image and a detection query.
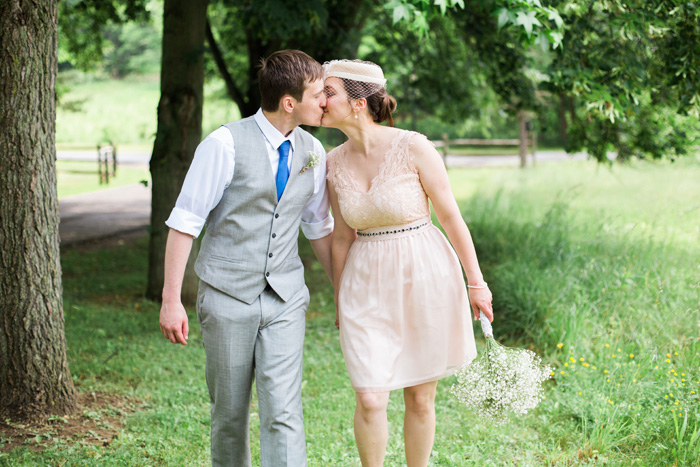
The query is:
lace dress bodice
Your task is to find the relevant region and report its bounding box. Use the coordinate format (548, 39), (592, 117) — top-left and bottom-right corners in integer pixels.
(327, 130), (430, 231)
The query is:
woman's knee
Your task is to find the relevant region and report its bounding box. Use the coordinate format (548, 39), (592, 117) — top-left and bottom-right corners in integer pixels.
(356, 392), (389, 415)
(404, 386), (435, 417)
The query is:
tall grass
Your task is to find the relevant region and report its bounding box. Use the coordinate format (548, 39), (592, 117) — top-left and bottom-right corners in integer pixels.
(1, 157), (698, 466)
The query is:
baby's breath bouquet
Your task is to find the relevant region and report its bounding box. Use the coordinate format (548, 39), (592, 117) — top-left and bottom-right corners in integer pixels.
(450, 314), (552, 425)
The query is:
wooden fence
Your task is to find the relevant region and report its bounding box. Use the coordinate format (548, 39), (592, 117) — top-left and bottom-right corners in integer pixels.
(432, 111), (537, 168)
(97, 143), (117, 184)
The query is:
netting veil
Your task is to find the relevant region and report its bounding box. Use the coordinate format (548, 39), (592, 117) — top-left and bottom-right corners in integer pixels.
(323, 60), (387, 99)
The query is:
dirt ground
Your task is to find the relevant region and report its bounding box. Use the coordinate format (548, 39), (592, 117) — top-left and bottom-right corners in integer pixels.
(0, 391), (136, 453)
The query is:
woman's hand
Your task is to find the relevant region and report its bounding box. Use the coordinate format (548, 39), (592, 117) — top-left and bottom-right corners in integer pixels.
(468, 285), (493, 322)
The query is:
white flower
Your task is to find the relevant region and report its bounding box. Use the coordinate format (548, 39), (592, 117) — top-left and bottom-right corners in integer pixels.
(450, 337), (552, 425)
(299, 151), (324, 174)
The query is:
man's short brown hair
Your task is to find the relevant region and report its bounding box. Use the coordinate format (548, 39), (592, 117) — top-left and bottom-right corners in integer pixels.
(259, 50), (323, 112)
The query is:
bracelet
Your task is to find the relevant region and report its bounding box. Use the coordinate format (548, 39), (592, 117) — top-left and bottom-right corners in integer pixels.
(467, 282), (488, 289)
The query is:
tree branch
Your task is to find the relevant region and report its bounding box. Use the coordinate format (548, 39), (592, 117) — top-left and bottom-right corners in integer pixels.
(205, 17), (246, 112)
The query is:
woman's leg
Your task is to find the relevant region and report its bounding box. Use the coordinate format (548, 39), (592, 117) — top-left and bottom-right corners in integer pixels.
(354, 391), (391, 467)
(403, 381), (438, 467)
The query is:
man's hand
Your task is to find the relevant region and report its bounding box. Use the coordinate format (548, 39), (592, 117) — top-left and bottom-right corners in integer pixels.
(160, 301), (189, 345)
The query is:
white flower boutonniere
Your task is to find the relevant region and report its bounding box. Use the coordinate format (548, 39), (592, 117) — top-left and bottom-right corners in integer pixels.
(299, 151), (324, 175)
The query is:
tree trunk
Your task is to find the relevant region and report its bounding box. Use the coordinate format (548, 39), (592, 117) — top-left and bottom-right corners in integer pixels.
(146, 0), (208, 303)
(0, 0), (77, 422)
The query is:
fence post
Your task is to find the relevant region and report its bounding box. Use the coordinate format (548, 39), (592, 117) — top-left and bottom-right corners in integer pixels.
(442, 133), (449, 168)
(97, 144), (103, 184)
(518, 110), (528, 168)
(111, 141), (118, 177)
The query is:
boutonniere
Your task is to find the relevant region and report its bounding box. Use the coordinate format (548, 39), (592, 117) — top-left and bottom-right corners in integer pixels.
(299, 151), (324, 175)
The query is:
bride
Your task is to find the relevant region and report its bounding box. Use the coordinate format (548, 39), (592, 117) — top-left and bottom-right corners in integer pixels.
(322, 59), (494, 467)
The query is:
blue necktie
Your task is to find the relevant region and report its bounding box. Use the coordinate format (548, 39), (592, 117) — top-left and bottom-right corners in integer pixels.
(276, 140), (291, 201)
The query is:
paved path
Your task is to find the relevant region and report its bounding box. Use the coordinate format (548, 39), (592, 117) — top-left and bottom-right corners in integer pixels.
(57, 149), (589, 244)
(59, 183), (151, 246)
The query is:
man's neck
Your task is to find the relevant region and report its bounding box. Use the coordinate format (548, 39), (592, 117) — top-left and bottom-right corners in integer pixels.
(262, 110), (296, 137)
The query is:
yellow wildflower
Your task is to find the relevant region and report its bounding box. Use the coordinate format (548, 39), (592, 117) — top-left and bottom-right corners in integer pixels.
(605, 344), (610, 348)
(557, 343), (564, 348)
(629, 354), (634, 358)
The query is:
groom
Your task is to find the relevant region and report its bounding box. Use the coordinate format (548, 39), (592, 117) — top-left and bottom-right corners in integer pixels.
(159, 49), (333, 466)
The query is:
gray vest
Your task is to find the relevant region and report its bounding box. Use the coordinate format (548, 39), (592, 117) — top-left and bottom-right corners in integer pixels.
(194, 117), (317, 304)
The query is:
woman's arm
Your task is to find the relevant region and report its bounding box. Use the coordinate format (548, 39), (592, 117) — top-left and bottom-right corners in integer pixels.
(411, 136), (493, 321)
(328, 180), (357, 328)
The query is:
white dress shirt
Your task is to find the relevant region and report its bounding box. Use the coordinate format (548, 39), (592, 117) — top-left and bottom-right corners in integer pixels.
(165, 108), (333, 240)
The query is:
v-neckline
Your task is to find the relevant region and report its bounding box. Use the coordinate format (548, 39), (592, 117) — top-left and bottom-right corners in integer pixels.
(340, 130), (406, 195)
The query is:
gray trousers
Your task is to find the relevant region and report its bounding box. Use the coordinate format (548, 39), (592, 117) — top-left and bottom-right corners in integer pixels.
(197, 281), (309, 467)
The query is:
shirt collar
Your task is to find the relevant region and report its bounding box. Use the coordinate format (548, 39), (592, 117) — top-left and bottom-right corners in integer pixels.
(254, 108), (297, 152)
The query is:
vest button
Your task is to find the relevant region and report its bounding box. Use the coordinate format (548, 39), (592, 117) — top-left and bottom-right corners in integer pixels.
(271, 233), (276, 238)
(265, 272), (270, 277)
(269, 253), (273, 258)
(275, 213), (280, 218)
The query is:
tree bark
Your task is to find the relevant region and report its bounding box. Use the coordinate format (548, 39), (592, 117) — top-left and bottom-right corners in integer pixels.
(146, 0), (208, 303)
(0, 0), (77, 421)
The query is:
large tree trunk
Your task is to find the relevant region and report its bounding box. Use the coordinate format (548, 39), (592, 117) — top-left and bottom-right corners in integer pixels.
(0, 0), (77, 421)
(146, 0), (209, 303)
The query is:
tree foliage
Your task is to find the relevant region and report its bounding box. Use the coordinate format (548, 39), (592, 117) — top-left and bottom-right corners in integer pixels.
(59, 0), (150, 66)
(391, 0), (700, 161)
(546, 0), (700, 161)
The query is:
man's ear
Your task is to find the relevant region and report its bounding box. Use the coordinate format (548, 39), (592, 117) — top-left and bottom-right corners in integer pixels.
(281, 95), (295, 113)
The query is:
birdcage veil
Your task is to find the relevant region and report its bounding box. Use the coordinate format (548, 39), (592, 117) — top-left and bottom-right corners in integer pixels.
(323, 59), (387, 99)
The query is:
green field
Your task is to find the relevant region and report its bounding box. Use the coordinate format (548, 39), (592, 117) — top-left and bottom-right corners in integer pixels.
(2, 157), (699, 466)
(57, 161), (151, 198)
(57, 73), (241, 148)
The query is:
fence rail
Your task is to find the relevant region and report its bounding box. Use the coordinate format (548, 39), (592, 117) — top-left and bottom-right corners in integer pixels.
(431, 110), (537, 168)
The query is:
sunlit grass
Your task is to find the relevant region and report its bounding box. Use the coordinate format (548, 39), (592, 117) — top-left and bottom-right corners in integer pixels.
(57, 160), (151, 198)
(2, 157), (699, 466)
(56, 73), (241, 147)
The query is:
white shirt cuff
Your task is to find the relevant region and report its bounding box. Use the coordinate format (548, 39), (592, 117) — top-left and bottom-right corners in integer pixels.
(301, 213), (334, 240)
(165, 207), (207, 238)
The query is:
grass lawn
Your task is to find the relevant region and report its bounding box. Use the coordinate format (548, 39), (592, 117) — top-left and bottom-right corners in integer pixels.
(1, 156), (699, 466)
(57, 160), (151, 199)
(57, 73), (241, 148)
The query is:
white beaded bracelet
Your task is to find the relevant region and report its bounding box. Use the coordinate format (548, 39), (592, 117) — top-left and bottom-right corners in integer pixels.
(467, 282), (488, 289)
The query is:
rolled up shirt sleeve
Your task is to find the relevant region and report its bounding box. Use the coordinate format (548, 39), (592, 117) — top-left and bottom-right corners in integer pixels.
(300, 139), (334, 240)
(165, 127), (235, 238)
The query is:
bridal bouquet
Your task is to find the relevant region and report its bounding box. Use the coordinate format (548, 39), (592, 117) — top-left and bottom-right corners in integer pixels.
(450, 314), (552, 425)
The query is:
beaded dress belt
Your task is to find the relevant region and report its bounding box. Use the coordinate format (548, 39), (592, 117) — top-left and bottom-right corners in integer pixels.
(357, 221), (430, 237)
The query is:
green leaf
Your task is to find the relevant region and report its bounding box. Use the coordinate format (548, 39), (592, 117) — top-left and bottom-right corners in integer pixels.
(548, 31), (564, 49)
(514, 10), (541, 37)
(392, 4), (412, 24)
(434, 0), (449, 15)
(496, 8), (512, 29)
(547, 9), (564, 29)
